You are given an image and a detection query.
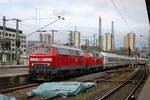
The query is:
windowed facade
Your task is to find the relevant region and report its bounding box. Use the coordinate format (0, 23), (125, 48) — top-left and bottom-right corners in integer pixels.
(0, 26), (26, 64)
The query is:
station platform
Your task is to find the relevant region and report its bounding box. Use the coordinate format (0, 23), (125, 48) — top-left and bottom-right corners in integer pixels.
(138, 65), (150, 100)
(0, 67), (29, 89)
(0, 64), (28, 69)
(0, 68), (28, 77)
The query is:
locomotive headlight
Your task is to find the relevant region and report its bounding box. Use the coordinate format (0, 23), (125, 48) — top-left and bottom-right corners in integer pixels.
(32, 63), (34, 66)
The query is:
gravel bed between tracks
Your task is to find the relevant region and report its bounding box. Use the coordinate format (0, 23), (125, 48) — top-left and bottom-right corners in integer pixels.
(3, 66), (136, 100)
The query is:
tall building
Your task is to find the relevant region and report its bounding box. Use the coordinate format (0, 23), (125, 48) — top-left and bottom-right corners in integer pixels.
(69, 31), (81, 48)
(102, 33), (113, 51)
(40, 33), (52, 44)
(124, 33), (136, 51)
(0, 26), (26, 64)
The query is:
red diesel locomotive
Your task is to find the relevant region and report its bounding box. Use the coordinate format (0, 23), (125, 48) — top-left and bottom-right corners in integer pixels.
(29, 44), (103, 80)
(85, 51), (103, 72)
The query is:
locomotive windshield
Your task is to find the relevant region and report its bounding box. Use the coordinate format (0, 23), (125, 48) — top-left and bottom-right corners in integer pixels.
(32, 47), (41, 54)
(42, 48), (51, 54)
(31, 47), (51, 54)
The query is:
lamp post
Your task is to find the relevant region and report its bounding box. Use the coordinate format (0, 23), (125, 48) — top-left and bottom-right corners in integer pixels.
(1, 16), (22, 65)
(139, 35), (149, 59)
(7, 18), (22, 64)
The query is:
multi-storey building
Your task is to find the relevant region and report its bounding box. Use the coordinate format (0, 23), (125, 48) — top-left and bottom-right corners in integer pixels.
(40, 33), (52, 44)
(0, 26), (26, 64)
(124, 33), (136, 51)
(69, 31), (81, 48)
(102, 33), (113, 51)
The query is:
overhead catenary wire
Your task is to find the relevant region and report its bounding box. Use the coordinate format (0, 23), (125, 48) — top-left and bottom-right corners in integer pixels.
(20, 17), (57, 21)
(117, 0), (146, 36)
(20, 23), (39, 30)
(110, 0), (134, 33)
(26, 18), (64, 37)
(119, 0), (128, 14)
(118, 0), (144, 35)
(109, 0), (148, 48)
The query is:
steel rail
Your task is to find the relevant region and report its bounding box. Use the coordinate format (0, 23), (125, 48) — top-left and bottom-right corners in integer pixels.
(0, 66), (130, 94)
(0, 83), (39, 93)
(126, 66), (146, 100)
(98, 66), (142, 100)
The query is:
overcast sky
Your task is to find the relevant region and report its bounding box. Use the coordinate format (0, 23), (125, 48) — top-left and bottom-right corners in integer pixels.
(0, 0), (149, 48)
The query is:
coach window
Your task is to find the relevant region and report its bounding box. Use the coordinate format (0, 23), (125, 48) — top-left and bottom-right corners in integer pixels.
(42, 48), (51, 54)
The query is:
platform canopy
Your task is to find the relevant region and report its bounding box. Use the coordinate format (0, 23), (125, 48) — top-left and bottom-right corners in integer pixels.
(146, 0), (150, 24)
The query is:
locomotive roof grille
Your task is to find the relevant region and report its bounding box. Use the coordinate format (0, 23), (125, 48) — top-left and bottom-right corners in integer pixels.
(34, 43), (82, 51)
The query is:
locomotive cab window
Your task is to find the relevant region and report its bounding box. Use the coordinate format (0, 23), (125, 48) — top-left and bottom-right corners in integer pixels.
(42, 48), (51, 54)
(32, 47), (41, 54)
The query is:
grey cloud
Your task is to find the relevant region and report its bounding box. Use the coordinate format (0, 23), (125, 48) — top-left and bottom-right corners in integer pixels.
(0, 0), (148, 48)
(52, 9), (71, 16)
(66, 0), (109, 7)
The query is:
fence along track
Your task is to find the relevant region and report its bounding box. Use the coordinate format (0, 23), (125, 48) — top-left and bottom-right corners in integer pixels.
(99, 65), (146, 100)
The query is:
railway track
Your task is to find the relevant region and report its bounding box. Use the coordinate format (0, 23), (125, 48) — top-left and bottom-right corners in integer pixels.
(2, 66), (137, 100)
(0, 69), (116, 94)
(98, 65), (146, 100)
(0, 82), (40, 93)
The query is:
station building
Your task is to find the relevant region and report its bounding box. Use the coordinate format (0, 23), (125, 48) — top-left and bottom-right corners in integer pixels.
(0, 26), (26, 64)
